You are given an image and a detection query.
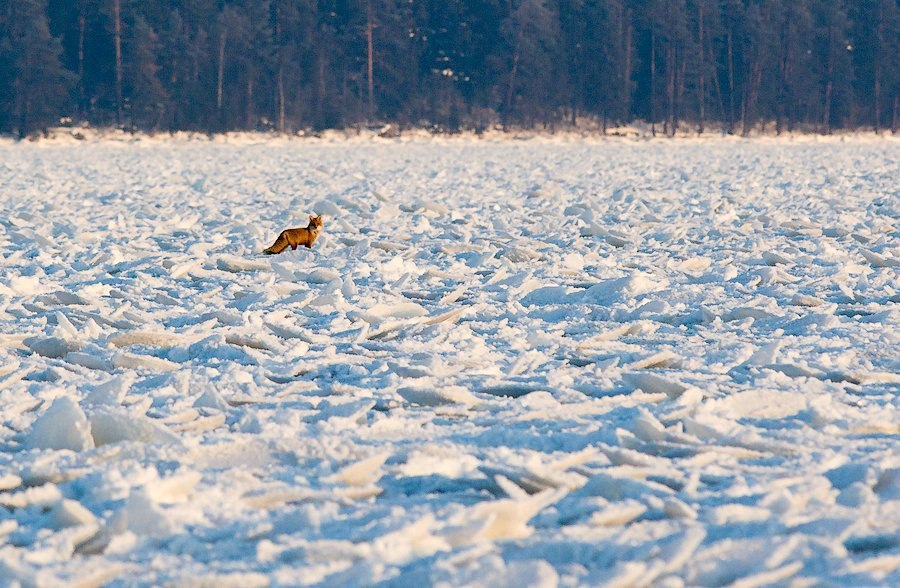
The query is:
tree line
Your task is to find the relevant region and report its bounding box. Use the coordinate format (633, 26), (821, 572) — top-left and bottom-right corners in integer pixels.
(0, 0), (897, 137)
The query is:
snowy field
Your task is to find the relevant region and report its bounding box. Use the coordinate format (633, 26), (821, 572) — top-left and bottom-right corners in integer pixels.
(0, 135), (898, 586)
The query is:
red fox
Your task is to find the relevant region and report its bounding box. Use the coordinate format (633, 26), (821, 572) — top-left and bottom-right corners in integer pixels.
(263, 215), (323, 255)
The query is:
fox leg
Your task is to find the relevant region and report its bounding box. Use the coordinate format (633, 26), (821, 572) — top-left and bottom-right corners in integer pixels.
(263, 232), (290, 255)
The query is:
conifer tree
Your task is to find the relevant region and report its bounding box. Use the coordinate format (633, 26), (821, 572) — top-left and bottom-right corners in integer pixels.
(122, 15), (167, 130)
(2, 0), (898, 135)
(1, 0), (72, 136)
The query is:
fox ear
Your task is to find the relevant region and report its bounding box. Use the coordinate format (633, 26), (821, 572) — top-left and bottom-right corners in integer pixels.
(309, 214), (315, 221)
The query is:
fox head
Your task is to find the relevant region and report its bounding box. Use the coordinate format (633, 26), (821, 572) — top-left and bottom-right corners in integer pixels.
(308, 215), (324, 230)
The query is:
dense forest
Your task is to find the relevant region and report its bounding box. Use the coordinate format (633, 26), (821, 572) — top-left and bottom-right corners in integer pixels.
(0, 0), (897, 137)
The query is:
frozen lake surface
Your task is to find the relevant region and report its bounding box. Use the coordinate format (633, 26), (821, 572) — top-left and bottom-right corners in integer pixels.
(0, 135), (898, 586)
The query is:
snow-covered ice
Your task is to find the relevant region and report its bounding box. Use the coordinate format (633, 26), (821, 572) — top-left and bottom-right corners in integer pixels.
(0, 135), (898, 586)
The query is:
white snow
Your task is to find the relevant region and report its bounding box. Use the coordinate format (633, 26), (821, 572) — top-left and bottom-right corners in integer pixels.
(26, 396), (94, 452)
(0, 134), (898, 586)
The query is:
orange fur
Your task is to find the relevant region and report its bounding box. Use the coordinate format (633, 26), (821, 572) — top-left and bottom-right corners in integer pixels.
(263, 215), (324, 254)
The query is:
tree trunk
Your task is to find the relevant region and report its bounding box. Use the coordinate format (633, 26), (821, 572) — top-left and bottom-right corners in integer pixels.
(246, 76), (254, 129)
(274, 6), (285, 133)
(822, 26), (834, 134)
(113, 0), (123, 127)
(18, 52), (30, 137)
(504, 32), (522, 130)
(666, 42), (675, 136)
(650, 28), (656, 136)
(874, 2), (884, 133)
(697, 3), (705, 134)
(742, 60), (761, 136)
(366, 0), (375, 123)
(623, 9), (633, 121)
(727, 27), (735, 133)
(20, 96), (31, 139)
(740, 88), (746, 136)
(676, 58), (686, 135)
(708, 45), (726, 133)
(873, 65), (881, 133)
(77, 2), (86, 117)
(892, 95), (897, 134)
(277, 66), (285, 133)
(316, 51), (326, 127)
(777, 52), (787, 134)
(569, 7), (580, 127)
(217, 28), (227, 121)
(776, 10), (789, 135)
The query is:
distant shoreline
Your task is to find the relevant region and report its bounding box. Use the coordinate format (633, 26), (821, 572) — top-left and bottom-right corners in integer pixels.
(3, 124), (898, 146)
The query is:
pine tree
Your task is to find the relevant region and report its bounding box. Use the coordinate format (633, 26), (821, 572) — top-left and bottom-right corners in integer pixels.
(270, 0), (316, 133)
(814, 0), (853, 133)
(370, 0), (420, 125)
(849, 0), (898, 132)
(1, 0), (73, 136)
(0, 2), (14, 132)
(218, 1), (274, 131)
(1, 0), (898, 135)
(123, 15), (167, 130)
(771, 0), (815, 133)
(498, 0), (562, 128)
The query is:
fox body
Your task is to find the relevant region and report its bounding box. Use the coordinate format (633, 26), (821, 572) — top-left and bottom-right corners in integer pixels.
(263, 215), (323, 255)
